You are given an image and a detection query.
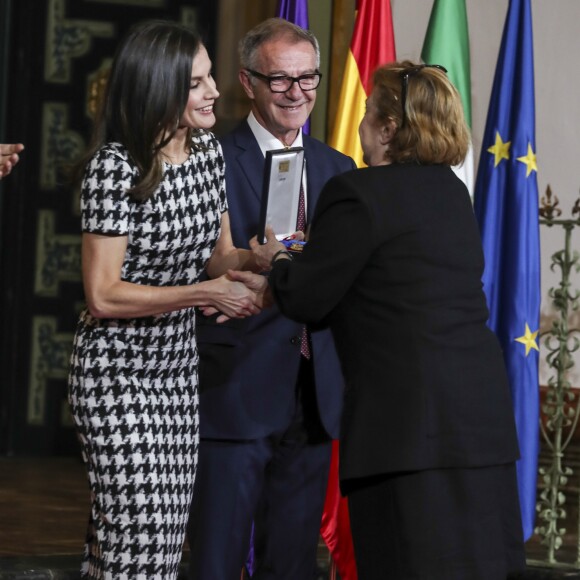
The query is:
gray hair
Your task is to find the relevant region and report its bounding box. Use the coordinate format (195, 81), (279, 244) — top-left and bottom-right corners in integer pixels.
(238, 17), (320, 71)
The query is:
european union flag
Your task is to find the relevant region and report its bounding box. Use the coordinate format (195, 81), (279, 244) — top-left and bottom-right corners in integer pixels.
(473, 0), (540, 541)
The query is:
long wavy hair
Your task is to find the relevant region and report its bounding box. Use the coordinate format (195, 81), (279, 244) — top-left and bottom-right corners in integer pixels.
(75, 20), (203, 201)
(372, 60), (470, 166)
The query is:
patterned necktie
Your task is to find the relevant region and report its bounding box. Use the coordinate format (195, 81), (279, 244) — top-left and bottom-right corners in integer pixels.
(296, 181), (306, 233)
(296, 181), (310, 359)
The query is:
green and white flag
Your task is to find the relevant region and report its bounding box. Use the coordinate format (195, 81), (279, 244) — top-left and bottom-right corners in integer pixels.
(422, 0), (474, 196)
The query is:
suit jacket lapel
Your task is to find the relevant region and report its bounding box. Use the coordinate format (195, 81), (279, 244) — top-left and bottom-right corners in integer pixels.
(303, 136), (324, 223)
(231, 121), (265, 205)
(231, 124), (326, 224)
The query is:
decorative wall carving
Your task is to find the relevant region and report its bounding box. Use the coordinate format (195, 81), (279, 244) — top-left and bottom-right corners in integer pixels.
(86, 59), (111, 119)
(27, 316), (74, 426)
(2, 0), (214, 454)
(34, 210), (82, 297)
(86, 0), (165, 6)
(45, 0), (114, 84)
(180, 6), (198, 29)
(41, 102), (85, 190)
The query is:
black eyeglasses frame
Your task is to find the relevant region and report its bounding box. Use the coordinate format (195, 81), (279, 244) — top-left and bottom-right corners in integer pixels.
(245, 69), (322, 93)
(399, 64), (448, 127)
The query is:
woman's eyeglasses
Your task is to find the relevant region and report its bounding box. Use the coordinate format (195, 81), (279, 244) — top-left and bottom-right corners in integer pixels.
(399, 64), (447, 126)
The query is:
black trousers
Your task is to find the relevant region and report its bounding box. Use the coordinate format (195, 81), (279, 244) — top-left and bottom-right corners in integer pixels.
(188, 357), (331, 580)
(346, 463), (526, 580)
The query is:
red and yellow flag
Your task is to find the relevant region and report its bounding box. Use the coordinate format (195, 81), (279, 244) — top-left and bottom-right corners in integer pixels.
(320, 441), (357, 580)
(329, 0), (396, 167)
(321, 5), (396, 578)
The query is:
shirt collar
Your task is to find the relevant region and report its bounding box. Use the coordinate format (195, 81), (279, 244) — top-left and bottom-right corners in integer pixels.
(247, 111), (303, 157)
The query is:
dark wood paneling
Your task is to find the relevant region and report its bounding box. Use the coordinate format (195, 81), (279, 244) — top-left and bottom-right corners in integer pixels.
(0, 0), (216, 456)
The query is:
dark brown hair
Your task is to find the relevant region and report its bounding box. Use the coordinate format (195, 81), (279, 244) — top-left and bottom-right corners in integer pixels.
(75, 20), (203, 201)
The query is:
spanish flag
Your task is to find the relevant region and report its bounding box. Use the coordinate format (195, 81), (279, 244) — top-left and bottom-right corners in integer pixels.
(321, 441), (357, 580)
(328, 0), (396, 167)
(321, 5), (396, 577)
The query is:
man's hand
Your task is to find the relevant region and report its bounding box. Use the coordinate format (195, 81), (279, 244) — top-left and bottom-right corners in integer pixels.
(201, 270), (273, 323)
(228, 270), (272, 307)
(0, 143), (24, 180)
(250, 226), (288, 271)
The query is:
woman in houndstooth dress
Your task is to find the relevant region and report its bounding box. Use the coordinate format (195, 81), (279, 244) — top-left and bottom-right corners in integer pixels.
(68, 21), (261, 579)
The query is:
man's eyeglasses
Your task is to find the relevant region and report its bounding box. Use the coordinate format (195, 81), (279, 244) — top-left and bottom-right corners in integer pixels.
(245, 69), (322, 93)
(399, 64), (447, 127)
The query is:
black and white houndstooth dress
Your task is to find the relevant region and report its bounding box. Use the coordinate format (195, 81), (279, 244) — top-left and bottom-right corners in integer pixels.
(68, 132), (226, 579)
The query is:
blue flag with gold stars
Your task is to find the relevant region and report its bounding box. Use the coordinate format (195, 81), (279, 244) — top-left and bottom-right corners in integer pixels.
(474, 0), (540, 541)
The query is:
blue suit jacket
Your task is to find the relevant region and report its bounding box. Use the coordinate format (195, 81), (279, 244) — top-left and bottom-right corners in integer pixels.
(196, 120), (356, 440)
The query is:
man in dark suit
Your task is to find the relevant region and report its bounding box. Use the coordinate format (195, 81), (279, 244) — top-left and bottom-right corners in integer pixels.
(187, 17), (355, 580)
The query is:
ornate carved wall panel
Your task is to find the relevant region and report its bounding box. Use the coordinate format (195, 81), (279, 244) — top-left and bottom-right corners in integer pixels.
(27, 316), (74, 426)
(34, 210), (82, 297)
(41, 103), (85, 190)
(0, 0), (217, 455)
(45, 0), (115, 84)
(87, 0), (166, 6)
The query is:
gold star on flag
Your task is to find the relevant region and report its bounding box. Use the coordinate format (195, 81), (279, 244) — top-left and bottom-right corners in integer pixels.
(487, 131), (511, 167)
(515, 323), (539, 356)
(517, 143), (538, 177)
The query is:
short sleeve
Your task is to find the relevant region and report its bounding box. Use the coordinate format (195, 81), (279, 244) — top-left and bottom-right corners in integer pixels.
(80, 146), (137, 235)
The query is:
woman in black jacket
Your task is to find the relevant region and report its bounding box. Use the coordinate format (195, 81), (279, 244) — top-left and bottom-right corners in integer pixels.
(231, 61), (526, 579)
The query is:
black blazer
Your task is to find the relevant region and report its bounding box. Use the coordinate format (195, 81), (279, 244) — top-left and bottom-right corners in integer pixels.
(268, 164), (520, 486)
(196, 120), (356, 440)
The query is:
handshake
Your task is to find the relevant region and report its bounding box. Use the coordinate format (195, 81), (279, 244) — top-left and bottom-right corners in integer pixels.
(202, 226), (302, 323)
